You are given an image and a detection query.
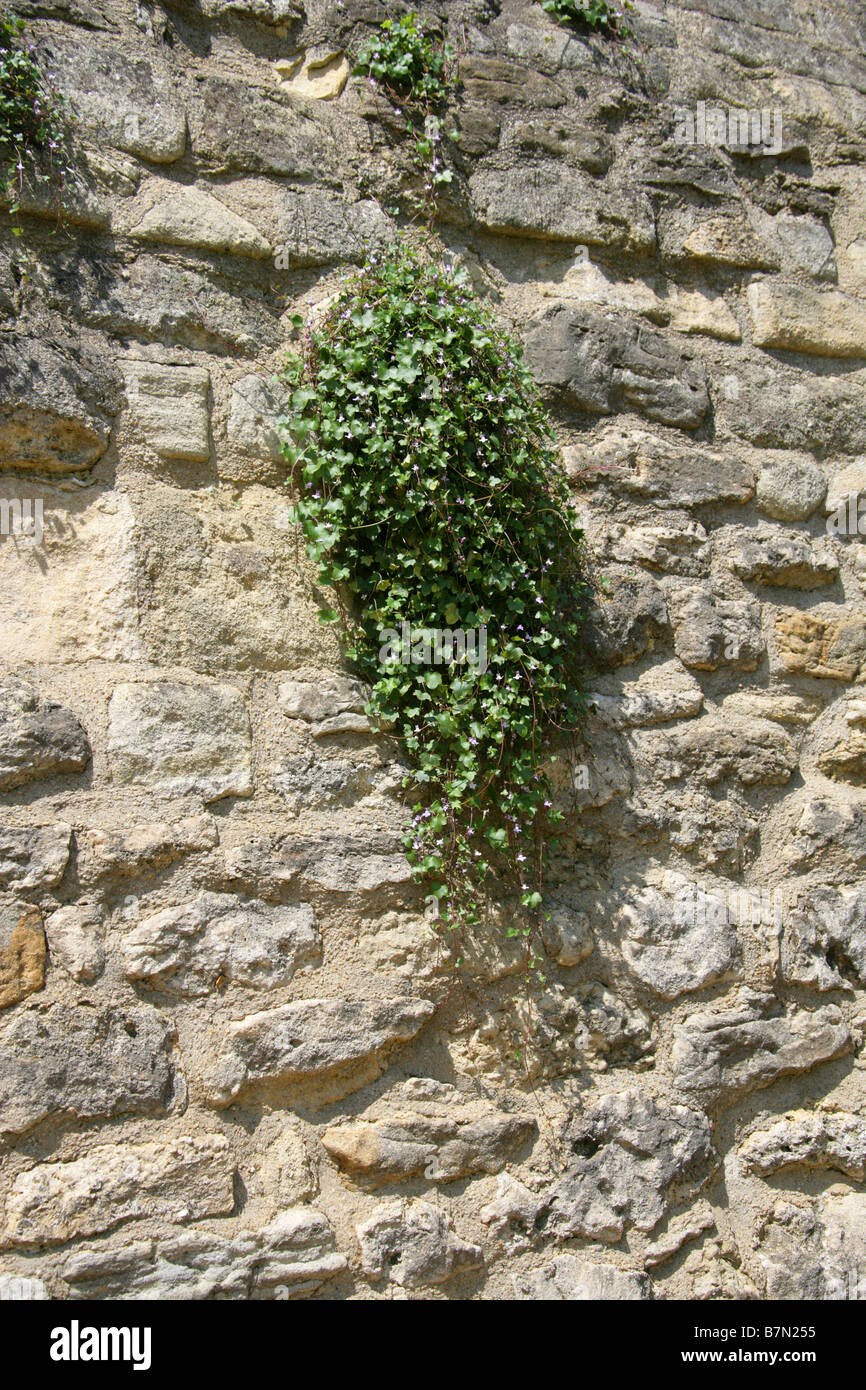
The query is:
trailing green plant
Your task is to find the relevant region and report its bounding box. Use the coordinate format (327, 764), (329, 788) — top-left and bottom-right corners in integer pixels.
(541, 0), (633, 38)
(353, 13), (457, 221)
(0, 7), (68, 241)
(280, 244), (591, 979)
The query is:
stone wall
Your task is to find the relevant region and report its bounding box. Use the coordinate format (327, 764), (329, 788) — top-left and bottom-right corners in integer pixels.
(1, 0), (865, 1301)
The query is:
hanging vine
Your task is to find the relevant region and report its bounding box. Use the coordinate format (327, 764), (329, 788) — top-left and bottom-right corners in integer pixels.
(281, 243), (591, 979)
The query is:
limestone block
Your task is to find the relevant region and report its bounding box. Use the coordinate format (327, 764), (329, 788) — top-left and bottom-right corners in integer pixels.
(122, 892), (320, 996)
(0, 1003), (181, 1139)
(749, 280), (866, 357)
(125, 181), (272, 258)
(0, 900), (45, 1010)
(3, 1137), (235, 1246)
(121, 361), (211, 462)
(204, 997), (434, 1106)
(0, 680), (90, 792)
(357, 1200), (483, 1288)
(107, 681), (252, 802)
(273, 49), (349, 101)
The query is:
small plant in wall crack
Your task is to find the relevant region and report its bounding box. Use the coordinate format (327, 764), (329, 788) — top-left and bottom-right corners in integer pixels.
(353, 13), (457, 222)
(542, 0), (634, 39)
(280, 244), (591, 988)
(0, 6), (69, 246)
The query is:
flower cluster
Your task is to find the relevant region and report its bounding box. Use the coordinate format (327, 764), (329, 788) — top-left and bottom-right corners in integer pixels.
(280, 245), (591, 974)
(1, 9), (66, 180)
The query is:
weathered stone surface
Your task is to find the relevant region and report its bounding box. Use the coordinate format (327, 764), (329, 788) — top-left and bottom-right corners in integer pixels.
(0, 900), (45, 1010)
(671, 990), (851, 1104)
(720, 689), (822, 726)
(512, 116), (612, 175)
(470, 164), (654, 253)
(0, 681), (90, 792)
(728, 528), (838, 588)
(606, 438), (756, 507)
(480, 1172), (545, 1251)
(748, 281), (866, 358)
(740, 1110), (866, 1180)
(63, 1208), (346, 1299)
(588, 568), (669, 667)
(756, 457), (827, 521)
(504, 20), (610, 74)
(107, 682), (252, 802)
(782, 797), (866, 874)
(74, 254), (280, 358)
(548, 1091), (714, 1242)
(321, 1078), (535, 1184)
(226, 375), (289, 461)
(122, 892), (320, 997)
(125, 182), (272, 258)
(205, 997), (434, 1106)
(616, 876), (742, 998)
(589, 660), (703, 728)
(525, 306), (708, 428)
(48, 36), (186, 162)
(667, 588), (764, 670)
(513, 1256), (648, 1301)
(541, 895), (594, 966)
(757, 1194), (866, 1300)
(458, 56), (568, 109)
(643, 1201), (716, 1269)
(716, 362), (866, 455)
(5, 0), (866, 1308)
(776, 608), (866, 681)
(43, 905), (104, 984)
(0, 824), (71, 891)
(274, 48), (349, 101)
(648, 715), (798, 787)
(0, 146), (135, 230)
(781, 886), (866, 990)
(775, 214), (836, 279)
(278, 671), (367, 722)
(539, 983), (655, 1073)
(665, 791), (760, 873)
(565, 726), (631, 810)
(660, 210), (778, 270)
(0, 336), (115, 471)
(0, 487), (143, 664)
(203, 0), (302, 20)
(0, 1003), (181, 1138)
(817, 721), (866, 783)
(225, 830), (413, 898)
(188, 79), (337, 179)
(596, 514), (709, 577)
(825, 459), (866, 519)
(270, 753), (397, 815)
(78, 815), (218, 884)
(356, 1200), (483, 1288)
(3, 1137), (234, 1247)
(247, 188), (393, 268)
(121, 360), (211, 462)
